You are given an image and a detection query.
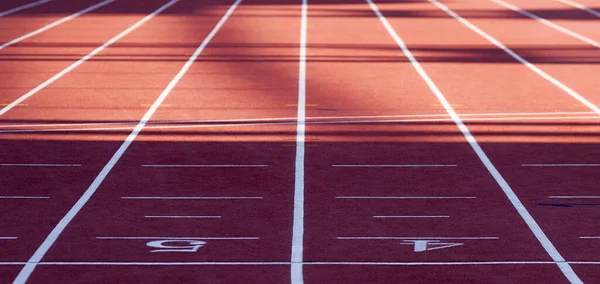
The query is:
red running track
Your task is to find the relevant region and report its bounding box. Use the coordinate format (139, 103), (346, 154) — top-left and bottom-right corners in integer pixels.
(1, 0), (600, 283)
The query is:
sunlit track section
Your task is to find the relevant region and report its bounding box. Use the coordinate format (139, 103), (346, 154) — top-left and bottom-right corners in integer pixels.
(0, 0), (115, 51)
(0, 0), (177, 117)
(368, 0), (583, 283)
(291, 0), (308, 283)
(0, 0), (53, 17)
(12, 1), (243, 283)
(428, 0), (600, 118)
(490, 0), (600, 48)
(556, 0), (600, 17)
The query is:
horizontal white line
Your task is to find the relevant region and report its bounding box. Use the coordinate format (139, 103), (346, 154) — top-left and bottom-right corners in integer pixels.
(522, 164), (600, 167)
(0, 237), (18, 240)
(373, 216), (450, 218)
(122, 197), (263, 200)
(338, 237), (498, 240)
(332, 164), (457, 167)
(144, 216), (221, 219)
(96, 237), (258, 240)
(0, 196), (49, 199)
(549, 196), (600, 199)
(2, 261), (600, 266)
(336, 196), (476, 199)
(142, 164), (269, 168)
(0, 163), (81, 167)
(579, 237), (600, 239)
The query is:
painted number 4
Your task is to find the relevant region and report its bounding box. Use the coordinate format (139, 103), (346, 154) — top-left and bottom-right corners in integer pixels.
(146, 240), (206, 253)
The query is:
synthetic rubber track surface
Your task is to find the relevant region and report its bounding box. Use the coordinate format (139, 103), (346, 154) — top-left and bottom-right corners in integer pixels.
(1, 0), (599, 283)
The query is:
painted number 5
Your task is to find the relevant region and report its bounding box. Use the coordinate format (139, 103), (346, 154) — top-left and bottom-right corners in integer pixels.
(146, 240), (206, 253)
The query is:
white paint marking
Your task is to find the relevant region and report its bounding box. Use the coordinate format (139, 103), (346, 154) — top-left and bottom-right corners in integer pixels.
(401, 240), (463, 252)
(522, 164), (600, 167)
(122, 196), (262, 200)
(0, 196), (49, 199)
(0, 163), (81, 167)
(373, 216), (449, 218)
(0, 237), (18, 240)
(0, 0), (167, 117)
(332, 164), (456, 167)
(291, 1), (307, 284)
(13, 1), (242, 283)
(0, 0), (115, 51)
(549, 196), (600, 199)
(372, 1), (582, 283)
(556, 0), (600, 18)
(579, 237), (600, 239)
(9, 261), (600, 265)
(336, 196), (475, 199)
(144, 216), (221, 219)
(338, 236), (498, 240)
(96, 237), (257, 240)
(0, 0), (53, 17)
(491, 0), (600, 49)
(141, 164), (268, 168)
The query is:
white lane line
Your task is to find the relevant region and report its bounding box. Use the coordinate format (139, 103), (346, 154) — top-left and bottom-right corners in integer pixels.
(0, 163), (81, 167)
(0, 237), (18, 240)
(3, 114), (600, 134)
(522, 164), (600, 167)
(7, 261), (600, 265)
(332, 164), (456, 167)
(556, 0), (600, 18)
(338, 237), (499, 240)
(372, 1), (583, 283)
(336, 196), (475, 199)
(13, 1), (242, 283)
(549, 196), (600, 199)
(0, 196), (49, 199)
(0, 0), (53, 17)
(141, 164), (269, 168)
(291, 1), (307, 284)
(0, 0), (115, 51)
(144, 216), (221, 219)
(122, 196), (262, 200)
(579, 237), (600, 239)
(373, 216), (450, 218)
(0, 0), (166, 117)
(96, 237), (257, 240)
(491, 0), (600, 49)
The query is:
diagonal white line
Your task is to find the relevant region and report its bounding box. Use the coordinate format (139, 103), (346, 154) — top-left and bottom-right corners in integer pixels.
(0, 0), (53, 17)
(556, 0), (600, 18)
(12, 1), (242, 283)
(368, 0), (583, 283)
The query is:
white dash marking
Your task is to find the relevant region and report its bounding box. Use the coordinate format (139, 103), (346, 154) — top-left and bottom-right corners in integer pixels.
(0, 196), (49, 199)
(0, 0), (53, 17)
(141, 164), (268, 168)
(549, 196), (600, 199)
(144, 216), (221, 219)
(0, 164), (81, 167)
(522, 164), (600, 167)
(373, 216), (449, 218)
(338, 237), (498, 240)
(122, 196), (262, 200)
(556, 0), (600, 18)
(336, 196), (475, 199)
(96, 237), (257, 240)
(13, 1), (242, 283)
(332, 164), (457, 167)
(0, 237), (18, 240)
(579, 237), (600, 239)
(0, 0), (115, 51)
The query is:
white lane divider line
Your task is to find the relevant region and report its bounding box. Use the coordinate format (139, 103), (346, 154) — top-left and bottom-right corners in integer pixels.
(332, 164), (457, 167)
(144, 216), (222, 219)
(371, 0), (583, 283)
(336, 196), (475, 199)
(9, 261), (600, 265)
(0, 163), (81, 167)
(373, 216), (450, 218)
(556, 0), (600, 18)
(522, 164), (600, 167)
(0, 0), (115, 51)
(122, 196), (262, 200)
(549, 196), (600, 199)
(579, 237), (600, 239)
(13, 1), (242, 283)
(338, 237), (499, 240)
(291, 0), (307, 284)
(141, 164), (269, 168)
(96, 236), (257, 240)
(491, 0), (600, 48)
(0, 237), (18, 240)
(0, 0), (53, 17)
(0, 196), (49, 199)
